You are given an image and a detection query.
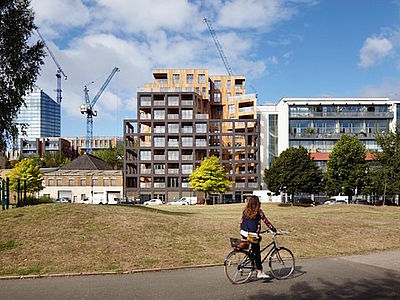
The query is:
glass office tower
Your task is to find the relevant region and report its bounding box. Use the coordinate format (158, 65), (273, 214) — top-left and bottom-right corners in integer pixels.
(15, 86), (60, 139)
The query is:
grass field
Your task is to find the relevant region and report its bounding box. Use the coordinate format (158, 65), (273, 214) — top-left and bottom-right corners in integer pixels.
(0, 203), (400, 276)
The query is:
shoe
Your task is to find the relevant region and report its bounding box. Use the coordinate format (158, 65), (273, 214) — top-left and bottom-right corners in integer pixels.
(257, 273), (271, 279)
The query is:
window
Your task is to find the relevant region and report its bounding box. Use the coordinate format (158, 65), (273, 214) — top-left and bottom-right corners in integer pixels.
(202, 87), (206, 95)
(168, 96), (179, 106)
(103, 178), (109, 186)
(195, 123), (207, 133)
(68, 178), (74, 186)
(198, 74), (205, 83)
(182, 109), (193, 119)
(182, 164), (193, 174)
(48, 179), (54, 186)
(80, 178), (86, 186)
(111, 178), (116, 186)
(168, 123), (179, 133)
(56, 179), (62, 186)
(172, 74), (180, 84)
(168, 177), (179, 188)
(154, 137), (165, 147)
(229, 105), (235, 114)
(140, 150), (152, 160)
(154, 110), (165, 120)
(168, 150), (179, 160)
(181, 137), (193, 147)
(214, 93), (221, 102)
(227, 80), (231, 89)
(92, 178), (98, 186)
(214, 80), (221, 89)
(186, 74), (193, 83)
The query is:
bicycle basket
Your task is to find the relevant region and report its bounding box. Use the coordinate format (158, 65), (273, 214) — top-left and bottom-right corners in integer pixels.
(230, 238), (250, 249)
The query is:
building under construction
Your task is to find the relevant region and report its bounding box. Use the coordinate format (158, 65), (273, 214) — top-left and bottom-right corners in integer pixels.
(124, 69), (260, 203)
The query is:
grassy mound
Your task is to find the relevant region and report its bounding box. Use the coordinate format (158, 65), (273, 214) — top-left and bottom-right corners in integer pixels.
(0, 203), (399, 276)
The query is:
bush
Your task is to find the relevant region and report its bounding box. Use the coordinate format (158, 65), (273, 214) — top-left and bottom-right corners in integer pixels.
(18, 195), (53, 207)
(278, 203), (292, 207)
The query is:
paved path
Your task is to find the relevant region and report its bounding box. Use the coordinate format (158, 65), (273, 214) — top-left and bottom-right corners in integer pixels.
(1, 250), (399, 300)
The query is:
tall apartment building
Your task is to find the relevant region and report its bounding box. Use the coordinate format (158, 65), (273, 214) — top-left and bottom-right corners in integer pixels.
(258, 97), (400, 187)
(124, 69), (260, 203)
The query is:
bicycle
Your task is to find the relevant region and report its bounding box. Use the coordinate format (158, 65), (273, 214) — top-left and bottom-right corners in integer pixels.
(224, 230), (295, 284)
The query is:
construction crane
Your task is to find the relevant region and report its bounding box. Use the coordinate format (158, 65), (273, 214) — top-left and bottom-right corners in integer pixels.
(36, 29), (67, 104)
(203, 17), (257, 94)
(80, 67), (120, 154)
(203, 17), (233, 76)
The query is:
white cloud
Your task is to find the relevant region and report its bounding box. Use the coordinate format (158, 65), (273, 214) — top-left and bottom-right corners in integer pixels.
(31, 0), (90, 37)
(31, 0), (314, 136)
(216, 0), (296, 30)
(359, 79), (400, 98)
(359, 36), (393, 68)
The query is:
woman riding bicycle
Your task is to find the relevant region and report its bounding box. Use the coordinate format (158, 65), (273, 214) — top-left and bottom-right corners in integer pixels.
(240, 195), (277, 279)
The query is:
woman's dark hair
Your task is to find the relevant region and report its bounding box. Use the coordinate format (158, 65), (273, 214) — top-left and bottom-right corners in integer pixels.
(244, 195), (260, 219)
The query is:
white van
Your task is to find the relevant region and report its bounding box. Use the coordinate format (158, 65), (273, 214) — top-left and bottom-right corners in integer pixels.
(179, 197), (198, 205)
(83, 192), (119, 205)
(327, 195), (349, 204)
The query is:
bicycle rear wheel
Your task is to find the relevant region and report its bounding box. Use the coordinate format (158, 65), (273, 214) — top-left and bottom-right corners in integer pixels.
(268, 247), (295, 279)
(224, 250), (254, 284)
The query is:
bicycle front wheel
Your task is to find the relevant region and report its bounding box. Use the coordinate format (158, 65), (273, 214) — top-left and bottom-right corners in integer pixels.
(269, 247), (295, 279)
(224, 250), (254, 284)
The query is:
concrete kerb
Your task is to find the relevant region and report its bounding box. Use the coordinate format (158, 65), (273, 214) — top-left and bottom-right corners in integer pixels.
(0, 263), (224, 281)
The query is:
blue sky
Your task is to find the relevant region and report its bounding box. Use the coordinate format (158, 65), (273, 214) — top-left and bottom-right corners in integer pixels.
(31, 0), (400, 137)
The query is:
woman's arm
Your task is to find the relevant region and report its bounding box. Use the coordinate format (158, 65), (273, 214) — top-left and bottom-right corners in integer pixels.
(259, 209), (277, 233)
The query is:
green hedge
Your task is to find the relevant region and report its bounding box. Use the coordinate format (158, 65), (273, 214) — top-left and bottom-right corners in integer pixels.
(18, 196), (54, 207)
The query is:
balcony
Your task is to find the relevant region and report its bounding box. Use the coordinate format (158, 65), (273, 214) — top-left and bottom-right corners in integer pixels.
(154, 182), (166, 188)
(140, 141), (151, 147)
(140, 100), (151, 106)
(196, 114), (208, 119)
(154, 155), (165, 160)
(182, 127), (193, 133)
(235, 85), (244, 90)
(195, 141), (207, 147)
(140, 169), (151, 174)
(182, 169), (193, 175)
(182, 142), (193, 147)
(235, 182), (245, 188)
(168, 168), (179, 174)
(155, 79), (168, 85)
(182, 155), (193, 160)
(140, 113), (151, 120)
(228, 93), (256, 101)
(154, 100), (165, 106)
(168, 100), (179, 106)
(154, 127), (165, 133)
(168, 114), (179, 120)
(238, 107), (254, 113)
(154, 142), (165, 147)
(154, 169), (165, 175)
(248, 182), (258, 188)
(182, 100), (194, 106)
(140, 182), (152, 188)
(168, 141), (179, 147)
(289, 111), (394, 119)
(182, 183), (190, 188)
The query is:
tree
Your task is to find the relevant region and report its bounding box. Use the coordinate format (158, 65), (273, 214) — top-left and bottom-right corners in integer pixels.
(263, 146), (322, 202)
(93, 144), (123, 169)
(0, 0), (45, 149)
(325, 135), (368, 201)
(189, 156), (231, 202)
(43, 152), (70, 168)
(9, 157), (43, 193)
(367, 127), (400, 204)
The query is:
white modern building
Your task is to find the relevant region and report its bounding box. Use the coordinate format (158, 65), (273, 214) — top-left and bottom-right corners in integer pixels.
(258, 97), (400, 188)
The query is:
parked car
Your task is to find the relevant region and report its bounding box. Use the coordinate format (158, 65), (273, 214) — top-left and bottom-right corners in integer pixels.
(167, 199), (189, 205)
(55, 197), (70, 203)
(324, 199), (347, 205)
(143, 199), (163, 206)
(296, 198), (314, 206)
(352, 199), (370, 205)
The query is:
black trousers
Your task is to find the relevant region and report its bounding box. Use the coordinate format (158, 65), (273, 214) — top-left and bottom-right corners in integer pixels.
(251, 241), (262, 270)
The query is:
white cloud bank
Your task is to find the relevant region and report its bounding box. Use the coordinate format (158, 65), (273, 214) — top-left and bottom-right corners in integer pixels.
(359, 36), (393, 68)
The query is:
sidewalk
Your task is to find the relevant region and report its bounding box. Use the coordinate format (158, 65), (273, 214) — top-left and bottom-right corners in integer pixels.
(339, 249), (400, 272)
